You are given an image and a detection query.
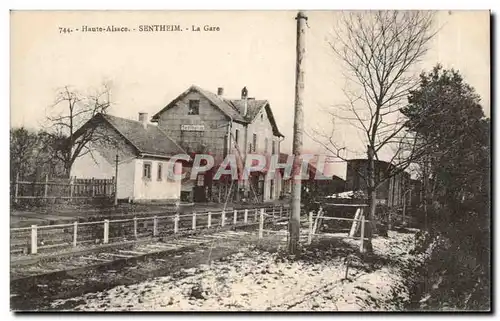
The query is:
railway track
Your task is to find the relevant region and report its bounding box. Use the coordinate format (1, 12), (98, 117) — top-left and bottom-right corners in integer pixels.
(11, 227), (256, 280)
(10, 225), (266, 311)
(10, 205), (303, 311)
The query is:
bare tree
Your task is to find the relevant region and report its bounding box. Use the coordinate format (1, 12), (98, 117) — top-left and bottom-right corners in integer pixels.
(10, 127), (38, 180)
(44, 82), (114, 176)
(311, 11), (436, 252)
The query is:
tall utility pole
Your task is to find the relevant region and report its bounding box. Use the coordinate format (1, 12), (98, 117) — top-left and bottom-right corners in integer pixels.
(289, 11), (307, 254)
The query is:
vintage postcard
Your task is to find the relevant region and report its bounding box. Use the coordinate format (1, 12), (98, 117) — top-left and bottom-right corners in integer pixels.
(10, 10), (491, 312)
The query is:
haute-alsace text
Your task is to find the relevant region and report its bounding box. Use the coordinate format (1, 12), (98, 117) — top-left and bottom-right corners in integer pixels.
(80, 25), (131, 32)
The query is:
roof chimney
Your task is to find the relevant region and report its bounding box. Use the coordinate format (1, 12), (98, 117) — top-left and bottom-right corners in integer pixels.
(241, 86), (248, 116)
(217, 87), (224, 96)
(138, 112), (149, 129)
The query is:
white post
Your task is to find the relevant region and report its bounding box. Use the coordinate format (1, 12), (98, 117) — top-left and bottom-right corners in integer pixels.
(308, 211), (313, 245)
(259, 209), (264, 239)
(14, 172), (19, 204)
(233, 210), (237, 225)
(103, 220), (109, 244)
(44, 174), (49, 199)
(133, 217), (138, 239)
(221, 210), (226, 227)
(255, 209), (258, 222)
(31, 224), (37, 254)
(244, 209), (248, 224)
(69, 176), (74, 202)
(360, 215), (365, 253)
(388, 209), (392, 230)
(207, 211), (212, 228)
(174, 214), (179, 233)
(349, 208), (362, 237)
(153, 216), (158, 237)
(279, 205), (283, 218)
(192, 212), (197, 230)
(403, 194), (407, 225)
(73, 221), (78, 247)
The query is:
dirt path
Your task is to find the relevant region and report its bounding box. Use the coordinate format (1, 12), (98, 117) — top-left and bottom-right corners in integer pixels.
(47, 230), (419, 311)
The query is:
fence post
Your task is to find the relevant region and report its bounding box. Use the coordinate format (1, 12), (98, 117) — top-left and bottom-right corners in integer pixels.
(388, 210), (392, 230)
(308, 211), (313, 245)
(103, 220), (109, 244)
(244, 209), (248, 224)
(69, 176), (74, 202)
(133, 217), (138, 239)
(14, 172), (19, 203)
(73, 221), (78, 247)
(360, 215), (365, 253)
(259, 209), (264, 239)
(31, 225), (37, 254)
(44, 174), (49, 199)
(207, 211), (212, 228)
(349, 208), (362, 237)
(91, 177), (96, 197)
(233, 210), (238, 225)
(153, 216), (158, 237)
(221, 210), (226, 227)
(174, 214), (179, 234)
(279, 205), (283, 219)
(255, 209), (258, 222)
(192, 212), (197, 230)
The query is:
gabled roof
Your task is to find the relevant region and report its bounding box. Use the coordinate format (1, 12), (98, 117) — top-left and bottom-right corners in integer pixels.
(230, 99), (268, 120)
(151, 85), (284, 137)
(151, 85), (246, 123)
(195, 86), (247, 123)
(75, 113), (185, 158)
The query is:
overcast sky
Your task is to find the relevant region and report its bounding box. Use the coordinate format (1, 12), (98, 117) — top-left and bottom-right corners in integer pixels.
(10, 10), (490, 177)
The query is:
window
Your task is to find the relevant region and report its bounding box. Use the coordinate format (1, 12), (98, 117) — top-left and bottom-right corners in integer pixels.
(143, 162), (152, 179)
(235, 129), (239, 146)
(272, 141), (276, 154)
(188, 100), (200, 115)
(264, 138), (269, 153)
(157, 163), (163, 180)
(261, 113), (264, 122)
(197, 174), (205, 187)
(252, 133), (257, 152)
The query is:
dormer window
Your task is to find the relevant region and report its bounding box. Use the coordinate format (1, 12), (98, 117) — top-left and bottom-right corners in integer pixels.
(188, 100), (200, 115)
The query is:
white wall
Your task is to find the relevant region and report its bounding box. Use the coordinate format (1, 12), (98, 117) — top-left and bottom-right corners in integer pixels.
(116, 157), (136, 199)
(246, 106), (279, 155)
(70, 149), (114, 179)
(132, 158), (181, 201)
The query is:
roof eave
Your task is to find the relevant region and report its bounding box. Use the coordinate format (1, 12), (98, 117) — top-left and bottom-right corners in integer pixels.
(139, 152), (174, 160)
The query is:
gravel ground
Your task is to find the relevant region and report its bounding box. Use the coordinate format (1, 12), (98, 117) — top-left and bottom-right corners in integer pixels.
(49, 229), (419, 311)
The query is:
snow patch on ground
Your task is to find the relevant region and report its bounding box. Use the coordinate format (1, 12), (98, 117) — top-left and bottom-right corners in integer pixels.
(51, 231), (417, 311)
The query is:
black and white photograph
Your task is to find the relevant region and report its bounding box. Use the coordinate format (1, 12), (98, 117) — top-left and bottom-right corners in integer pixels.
(8, 9), (491, 312)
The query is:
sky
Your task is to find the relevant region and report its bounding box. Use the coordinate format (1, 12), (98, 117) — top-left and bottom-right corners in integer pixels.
(10, 10), (490, 178)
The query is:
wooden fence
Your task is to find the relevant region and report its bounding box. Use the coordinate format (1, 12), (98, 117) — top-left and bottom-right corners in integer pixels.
(258, 204), (370, 253)
(12, 173), (115, 203)
(10, 205), (290, 255)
